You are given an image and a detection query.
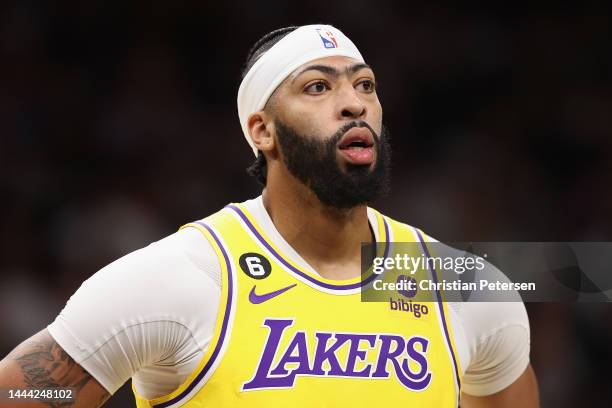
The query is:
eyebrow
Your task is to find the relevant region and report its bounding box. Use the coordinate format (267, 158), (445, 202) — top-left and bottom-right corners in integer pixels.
(291, 63), (372, 84)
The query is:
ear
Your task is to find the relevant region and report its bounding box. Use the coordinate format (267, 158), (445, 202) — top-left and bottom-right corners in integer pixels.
(247, 111), (275, 153)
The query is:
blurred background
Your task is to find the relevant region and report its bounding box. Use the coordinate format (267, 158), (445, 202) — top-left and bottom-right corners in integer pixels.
(1, 1), (611, 406)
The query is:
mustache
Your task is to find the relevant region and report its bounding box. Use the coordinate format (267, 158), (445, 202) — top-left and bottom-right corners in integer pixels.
(331, 121), (380, 145)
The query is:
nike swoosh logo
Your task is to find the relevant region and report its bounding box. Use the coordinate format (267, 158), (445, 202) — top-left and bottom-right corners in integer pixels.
(249, 284), (297, 304)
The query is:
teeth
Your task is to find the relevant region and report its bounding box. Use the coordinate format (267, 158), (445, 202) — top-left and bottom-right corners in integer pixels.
(348, 146), (365, 150)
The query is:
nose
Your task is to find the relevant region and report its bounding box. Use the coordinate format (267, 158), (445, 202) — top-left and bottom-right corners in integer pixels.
(337, 83), (366, 120)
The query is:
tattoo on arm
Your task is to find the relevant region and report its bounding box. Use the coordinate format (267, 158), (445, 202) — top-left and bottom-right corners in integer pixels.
(7, 330), (110, 407)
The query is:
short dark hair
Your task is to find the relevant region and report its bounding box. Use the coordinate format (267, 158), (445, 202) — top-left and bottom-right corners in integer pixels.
(243, 26), (298, 186)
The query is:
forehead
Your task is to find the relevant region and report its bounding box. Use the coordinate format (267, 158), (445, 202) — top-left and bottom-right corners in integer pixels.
(286, 55), (372, 82)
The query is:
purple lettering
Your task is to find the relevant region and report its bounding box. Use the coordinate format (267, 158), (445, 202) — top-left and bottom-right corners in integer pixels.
(396, 336), (432, 390)
(344, 334), (376, 377)
(269, 332), (310, 376)
(372, 335), (432, 390)
(404, 336), (429, 379)
(243, 319), (433, 392)
(242, 319), (294, 390)
(311, 332), (348, 376)
(372, 334), (405, 378)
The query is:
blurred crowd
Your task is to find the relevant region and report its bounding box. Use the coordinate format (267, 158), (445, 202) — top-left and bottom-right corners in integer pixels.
(1, 2), (611, 406)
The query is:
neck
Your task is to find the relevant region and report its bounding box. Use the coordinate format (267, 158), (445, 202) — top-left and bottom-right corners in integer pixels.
(262, 169), (373, 280)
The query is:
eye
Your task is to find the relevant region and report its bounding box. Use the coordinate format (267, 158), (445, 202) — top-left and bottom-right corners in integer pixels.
(356, 79), (376, 93)
(304, 80), (329, 94)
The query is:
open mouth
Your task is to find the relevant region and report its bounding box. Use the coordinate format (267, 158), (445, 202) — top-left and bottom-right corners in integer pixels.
(341, 139), (372, 150)
(339, 129), (374, 150)
(338, 127), (375, 165)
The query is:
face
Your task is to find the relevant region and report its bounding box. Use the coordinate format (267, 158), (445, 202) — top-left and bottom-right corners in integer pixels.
(267, 56), (390, 209)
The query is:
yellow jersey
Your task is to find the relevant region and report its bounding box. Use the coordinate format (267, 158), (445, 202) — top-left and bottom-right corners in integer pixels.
(134, 203), (462, 407)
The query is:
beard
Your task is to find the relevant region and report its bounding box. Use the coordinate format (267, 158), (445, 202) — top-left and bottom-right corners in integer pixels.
(275, 118), (391, 209)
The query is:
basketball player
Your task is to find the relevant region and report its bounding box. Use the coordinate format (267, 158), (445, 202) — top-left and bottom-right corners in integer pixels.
(0, 25), (539, 407)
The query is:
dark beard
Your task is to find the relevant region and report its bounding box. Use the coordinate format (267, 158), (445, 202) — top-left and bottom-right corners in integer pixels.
(275, 119), (391, 209)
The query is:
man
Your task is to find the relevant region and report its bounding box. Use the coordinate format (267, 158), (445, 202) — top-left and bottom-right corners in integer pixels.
(0, 24), (539, 407)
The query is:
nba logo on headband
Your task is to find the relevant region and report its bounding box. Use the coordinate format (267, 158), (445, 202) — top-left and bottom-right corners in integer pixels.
(316, 28), (338, 48)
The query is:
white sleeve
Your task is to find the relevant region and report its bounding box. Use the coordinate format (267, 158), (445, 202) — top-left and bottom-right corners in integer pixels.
(457, 301), (531, 396)
(47, 227), (222, 398)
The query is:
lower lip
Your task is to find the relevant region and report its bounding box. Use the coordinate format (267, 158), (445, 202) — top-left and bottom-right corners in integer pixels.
(339, 146), (375, 165)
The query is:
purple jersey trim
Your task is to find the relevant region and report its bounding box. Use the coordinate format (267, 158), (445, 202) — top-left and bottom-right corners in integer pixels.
(415, 229), (462, 394)
(227, 204), (389, 290)
(155, 221), (233, 408)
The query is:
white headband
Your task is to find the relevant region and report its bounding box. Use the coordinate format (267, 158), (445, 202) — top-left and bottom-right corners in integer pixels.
(237, 24), (365, 156)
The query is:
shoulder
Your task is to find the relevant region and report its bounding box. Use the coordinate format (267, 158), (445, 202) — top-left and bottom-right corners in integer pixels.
(47, 225), (224, 395)
(49, 225), (223, 363)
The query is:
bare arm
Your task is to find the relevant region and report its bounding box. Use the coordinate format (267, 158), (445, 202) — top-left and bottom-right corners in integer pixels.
(460, 364), (539, 408)
(0, 329), (110, 408)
